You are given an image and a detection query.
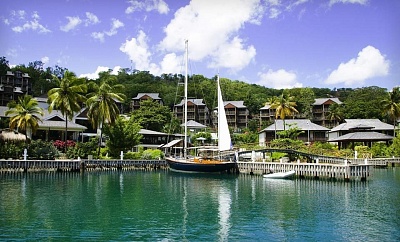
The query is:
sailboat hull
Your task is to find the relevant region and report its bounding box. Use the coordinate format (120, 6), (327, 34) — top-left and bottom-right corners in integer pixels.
(166, 157), (236, 173)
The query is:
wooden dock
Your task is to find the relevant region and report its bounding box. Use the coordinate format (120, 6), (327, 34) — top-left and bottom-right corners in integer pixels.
(0, 159), (168, 172)
(237, 162), (371, 181)
(0, 158), (376, 181)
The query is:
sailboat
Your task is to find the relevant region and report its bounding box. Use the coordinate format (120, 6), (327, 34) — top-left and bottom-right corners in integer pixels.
(166, 40), (236, 173)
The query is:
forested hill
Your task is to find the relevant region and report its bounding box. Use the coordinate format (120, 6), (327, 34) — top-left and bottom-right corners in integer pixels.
(1, 57), (395, 120)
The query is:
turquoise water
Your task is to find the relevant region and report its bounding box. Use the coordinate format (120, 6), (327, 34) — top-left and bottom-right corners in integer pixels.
(1, 168), (399, 241)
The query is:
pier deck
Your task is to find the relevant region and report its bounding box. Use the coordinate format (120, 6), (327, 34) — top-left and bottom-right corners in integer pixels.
(0, 159), (375, 181)
(238, 162), (371, 181)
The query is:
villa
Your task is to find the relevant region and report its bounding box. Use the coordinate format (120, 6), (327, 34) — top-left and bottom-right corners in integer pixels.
(259, 119), (330, 146)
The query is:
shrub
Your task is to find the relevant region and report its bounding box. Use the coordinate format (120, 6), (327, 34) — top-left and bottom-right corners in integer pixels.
(124, 151), (142, 160)
(52, 140), (76, 151)
(142, 149), (164, 159)
(271, 152), (286, 161)
(370, 142), (389, 157)
(28, 140), (59, 160)
(314, 142), (335, 150)
(0, 142), (24, 159)
(270, 138), (304, 150)
(65, 138), (98, 159)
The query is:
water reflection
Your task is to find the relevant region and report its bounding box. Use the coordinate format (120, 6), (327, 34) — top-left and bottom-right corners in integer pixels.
(1, 169), (399, 241)
(182, 179), (188, 240)
(119, 173), (124, 194)
(167, 172), (236, 240)
(217, 185), (231, 242)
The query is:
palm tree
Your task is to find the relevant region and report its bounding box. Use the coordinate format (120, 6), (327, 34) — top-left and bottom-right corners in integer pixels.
(381, 87), (400, 137)
(86, 72), (126, 156)
(326, 103), (344, 128)
(270, 93), (298, 131)
(5, 95), (44, 140)
(47, 71), (87, 151)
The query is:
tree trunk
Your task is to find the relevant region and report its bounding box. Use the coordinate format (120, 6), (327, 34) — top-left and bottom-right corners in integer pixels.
(97, 128), (102, 157)
(65, 113), (68, 154)
(97, 121), (103, 157)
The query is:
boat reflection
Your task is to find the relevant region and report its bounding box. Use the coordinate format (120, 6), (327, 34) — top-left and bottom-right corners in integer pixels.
(217, 185), (231, 242)
(167, 171), (235, 240)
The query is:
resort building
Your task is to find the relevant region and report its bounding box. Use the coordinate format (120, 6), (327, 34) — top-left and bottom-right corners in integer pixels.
(134, 129), (171, 151)
(328, 119), (395, 149)
(312, 98), (342, 128)
(131, 93), (163, 111)
(258, 119), (330, 146)
(0, 71), (32, 106)
(173, 98), (210, 126)
(214, 101), (249, 132)
(259, 104), (276, 126)
(0, 104), (87, 142)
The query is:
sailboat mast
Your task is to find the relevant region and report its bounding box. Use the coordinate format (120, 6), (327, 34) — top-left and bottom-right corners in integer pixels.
(184, 40), (188, 159)
(217, 74), (221, 146)
(217, 75), (222, 151)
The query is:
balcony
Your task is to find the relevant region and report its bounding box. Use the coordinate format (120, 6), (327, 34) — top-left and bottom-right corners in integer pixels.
(313, 109), (323, 113)
(313, 116), (325, 121)
(14, 87), (23, 93)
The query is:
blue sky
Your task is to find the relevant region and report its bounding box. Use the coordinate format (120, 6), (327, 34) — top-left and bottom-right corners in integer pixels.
(1, 0), (398, 90)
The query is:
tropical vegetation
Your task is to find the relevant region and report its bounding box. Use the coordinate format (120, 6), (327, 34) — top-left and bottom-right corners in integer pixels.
(0, 56), (399, 159)
(86, 71), (126, 155)
(381, 87), (400, 136)
(270, 93), (299, 130)
(5, 95), (44, 140)
(47, 71), (87, 151)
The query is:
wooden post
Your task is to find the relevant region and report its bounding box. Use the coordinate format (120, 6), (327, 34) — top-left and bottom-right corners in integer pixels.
(80, 161), (85, 173)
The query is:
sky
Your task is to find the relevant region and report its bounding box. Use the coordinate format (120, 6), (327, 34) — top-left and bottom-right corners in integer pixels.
(0, 0), (399, 90)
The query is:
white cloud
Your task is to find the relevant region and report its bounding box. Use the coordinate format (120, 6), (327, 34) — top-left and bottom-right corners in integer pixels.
(105, 18), (124, 36)
(11, 11), (50, 33)
(324, 46), (390, 86)
(11, 10), (26, 19)
(329, 0), (368, 6)
(159, 53), (181, 74)
(209, 36), (256, 72)
(79, 66), (122, 80)
(287, 0), (310, 10)
(120, 30), (154, 71)
(91, 32), (105, 42)
(60, 12), (99, 32)
(6, 48), (18, 58)
(125, 0), (169, 14)
(267, 0), (280, 5)
(41, 56), (49, 66)
(158, 0), (263, 73)
(92, 18), (124, 42)
(120, 30), (183, 75)
(257, 69), (303, 89)
(265, 0), (310, 18)
(268, 8), (281, 19)
(60, 16), (82, 32)
(85, 12), (100, 26)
